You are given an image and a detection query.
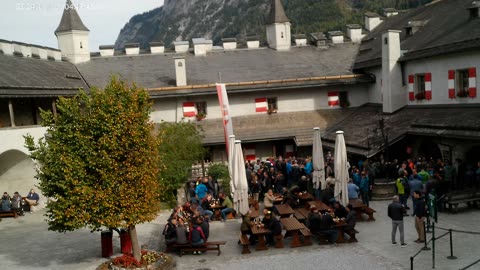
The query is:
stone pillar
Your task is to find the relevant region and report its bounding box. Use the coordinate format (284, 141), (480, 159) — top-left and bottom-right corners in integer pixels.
(8, 99), (15, 127)
(52, 99), (58, 119)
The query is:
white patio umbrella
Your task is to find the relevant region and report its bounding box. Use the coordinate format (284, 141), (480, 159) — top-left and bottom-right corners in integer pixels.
(312, 127), (326, 191)
(232, 140), (249, 215)
(228, 135), (236, 196)
(334, 131), (349, 206)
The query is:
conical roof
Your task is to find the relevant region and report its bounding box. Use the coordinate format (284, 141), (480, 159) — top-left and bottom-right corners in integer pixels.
(55, 0), (89, 34)
(268, 0), (290, 24)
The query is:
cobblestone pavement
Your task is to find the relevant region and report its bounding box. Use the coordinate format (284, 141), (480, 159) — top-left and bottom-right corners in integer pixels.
(0, 200), (479, 270)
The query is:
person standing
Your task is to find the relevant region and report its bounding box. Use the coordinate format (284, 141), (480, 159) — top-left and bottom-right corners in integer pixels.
(388, 195), (407, 247)
(413, 191), (426, 243)
(359, 171), (370, 207)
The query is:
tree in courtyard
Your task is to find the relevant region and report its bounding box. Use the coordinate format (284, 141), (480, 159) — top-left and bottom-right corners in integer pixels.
(207, 163), (231, 196)
(157, 121), (204, 202)
(24, 77), (160, 262)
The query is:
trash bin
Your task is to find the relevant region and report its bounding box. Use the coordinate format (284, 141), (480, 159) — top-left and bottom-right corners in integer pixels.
(101, 230), (113, 257)
(120, 228), (132, 254)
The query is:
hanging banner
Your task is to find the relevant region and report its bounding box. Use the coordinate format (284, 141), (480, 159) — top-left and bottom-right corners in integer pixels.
(216, 83), (234, 155)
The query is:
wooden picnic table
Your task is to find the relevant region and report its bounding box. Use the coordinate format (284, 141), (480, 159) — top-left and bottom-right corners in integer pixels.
(348, 199), (375, 221)
(210, 203), (224, 221)
(280, 217), (304, 248)
(333, 218), (348, 243)
(307, 200), (332, 212)
(275, 204), (294, 218)
(250, 224), (271, 251)
(298, 192), (314, 202)
(294, 208), (306, 221)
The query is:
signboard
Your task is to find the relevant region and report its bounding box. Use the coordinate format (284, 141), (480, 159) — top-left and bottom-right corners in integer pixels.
(427, 193), (437, 223)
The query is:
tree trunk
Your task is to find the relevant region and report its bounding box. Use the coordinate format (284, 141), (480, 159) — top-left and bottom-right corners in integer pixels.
(129, 225), (141, 262)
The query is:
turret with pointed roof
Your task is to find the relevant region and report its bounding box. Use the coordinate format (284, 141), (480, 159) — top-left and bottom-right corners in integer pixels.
(55, 0), (90, 64)
(266, 0), (291, 50)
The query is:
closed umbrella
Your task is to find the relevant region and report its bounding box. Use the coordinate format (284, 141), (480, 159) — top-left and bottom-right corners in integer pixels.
(334, 131), (349, 206)
(228, 134), (236, 196)
(232, 140), (249, 215)
(312, 127), (326, 196)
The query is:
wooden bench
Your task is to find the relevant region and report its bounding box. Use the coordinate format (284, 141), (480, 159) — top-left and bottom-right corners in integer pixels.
(175, 241), (226, 256)
(0, 210), (18, 219)
(364, 207), (376, 221)
(299, 227), (312, 246)
(239, 234), (250, 254)
(274, 234), (284, 248)
(345, 228), (359, 242)
(445, 190), (480, 213)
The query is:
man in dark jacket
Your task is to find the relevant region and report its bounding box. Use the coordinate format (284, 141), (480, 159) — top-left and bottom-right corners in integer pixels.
(319, 209), (338, 246)
(388, 195), (407, 247)
(413, 191), (426, 243)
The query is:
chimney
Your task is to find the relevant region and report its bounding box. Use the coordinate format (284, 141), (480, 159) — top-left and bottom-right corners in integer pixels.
(382, 30), (403, 113)
(293, 34), (307, 46)
(173, 41), (189, 53)
(174, 56), (187, 87)
(0, 40), (14, 55)
(99, 45), (115, 56)
(246, 36), (260, 49)
(346, 24), (364, 43)
(222, 38), (237, 50)
(149, 41), (165, 54)
(12, 42), (32, 57)
(383, 8), (398, 17)
(327, 31), (344, 44)
(125, 43), (140, 55)
(31, 45), (48, 59)
(468, 1), (480, 19)
(365, 12), (382, 31)
(309, 32), (328, 48)
(47, 49), (62, 61)
(192, 38), (213, 56)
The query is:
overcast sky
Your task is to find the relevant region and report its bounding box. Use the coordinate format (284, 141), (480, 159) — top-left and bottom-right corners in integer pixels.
(0, 0), (164, 50)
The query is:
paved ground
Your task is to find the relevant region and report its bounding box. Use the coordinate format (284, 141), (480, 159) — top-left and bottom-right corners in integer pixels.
(1, 200), (479, 270)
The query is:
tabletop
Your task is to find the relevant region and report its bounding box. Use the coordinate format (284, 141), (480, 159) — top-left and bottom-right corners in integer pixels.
(308, 200), (332, 212)
(298, 193), (314, 201)
(280, 217), (304, 231)
(275, 204), (294, 216)
(348, 199), (366, 209)
(251, 225), (271, 235)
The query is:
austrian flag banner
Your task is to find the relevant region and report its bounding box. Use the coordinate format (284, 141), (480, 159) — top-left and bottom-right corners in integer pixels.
(216, 83), (234, 155)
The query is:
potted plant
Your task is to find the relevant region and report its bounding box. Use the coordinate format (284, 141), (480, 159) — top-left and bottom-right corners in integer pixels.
(415, 92), (425, 100)
(196, 112), (206, 121)
(457, 89), (469, 98)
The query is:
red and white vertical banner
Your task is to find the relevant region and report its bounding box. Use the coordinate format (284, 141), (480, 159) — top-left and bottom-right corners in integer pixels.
(216, 83), (234, 155)
(408, 75), (415, 101)
(469, 67), (477, 98)
(448, 70), (455, 99)
(255, 97), (268, 113)
(244, 146), (256, 161)
(183, 102), (197, 117)
(327, 91), (339, 107)
(425, 72), (432, 100)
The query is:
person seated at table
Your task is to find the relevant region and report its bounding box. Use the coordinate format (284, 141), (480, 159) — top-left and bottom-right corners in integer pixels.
(284, 186), (300, 209)
(347, 179), (360, 200)
(200, 194), (214, 220)
(1, 192), (11, 211)
(333, 201), (348, 219)
(11, 191), (24, 216)
(298, 176), (308, 193)
(200, 215), (210, 241)
(321, 184), (335, 206)
(344, 204), (357, 232)
(175, 219), (189, 245)
(25, 188), (40, 213)
(240, 210), (256, 244)
(263, 189), (275, 211)
(163, 218), (178, 245)
(261, 211), (282, 246)
(318, 209), (338, 246)
(307, 205), (322, 234)
(189, 217), (207, 254)
(219, 193), (234, 222)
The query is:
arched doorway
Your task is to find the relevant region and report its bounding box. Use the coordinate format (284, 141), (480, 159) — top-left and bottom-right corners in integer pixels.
(418, 140), (442, 161)
(0, 149), (38, 198)
(465, 145), (480, 167)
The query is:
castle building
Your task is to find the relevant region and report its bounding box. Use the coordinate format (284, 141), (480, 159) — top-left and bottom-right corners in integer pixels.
(0, 0), (479, 192)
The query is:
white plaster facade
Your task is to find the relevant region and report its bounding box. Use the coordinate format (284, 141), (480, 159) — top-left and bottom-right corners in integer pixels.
(266, 23), (291, 51)
(56, 30), (90, 64)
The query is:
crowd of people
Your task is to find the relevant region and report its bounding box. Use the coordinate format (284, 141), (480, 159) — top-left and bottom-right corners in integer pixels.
(1, 189), (40, 216)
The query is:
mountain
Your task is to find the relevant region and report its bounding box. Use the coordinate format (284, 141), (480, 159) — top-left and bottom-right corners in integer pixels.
(114, 0), (432, 49)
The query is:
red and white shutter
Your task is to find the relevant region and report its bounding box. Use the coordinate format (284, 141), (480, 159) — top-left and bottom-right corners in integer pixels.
(285, 145), (294, 157)
(408, 75), (415, 101)
(469, 67), (477, 98)
(182, 102), (196, 117)
(244, 146), (256, 161)
(448, 70), (455, 98)
(425, 72), (432, 100)
(255, 97), (267, 113)
(327, 91), (339, 107)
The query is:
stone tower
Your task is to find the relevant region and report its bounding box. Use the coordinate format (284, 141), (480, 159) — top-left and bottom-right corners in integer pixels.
(266, 0), (291, 51)
(55, 0), (90, 64)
